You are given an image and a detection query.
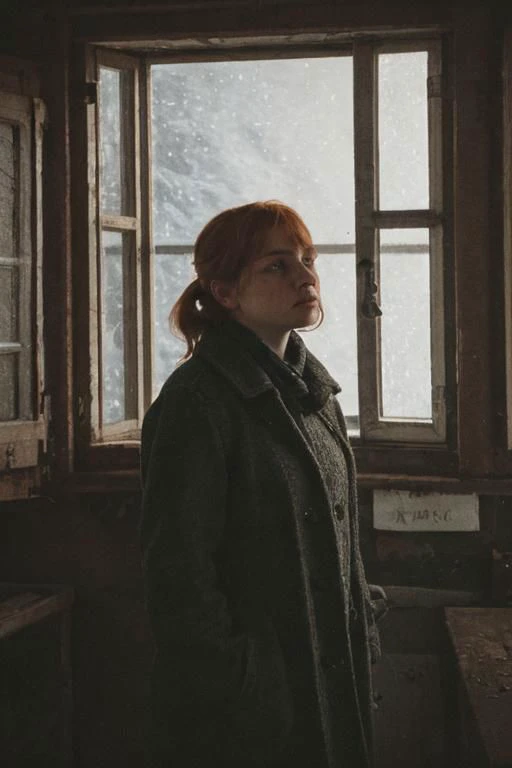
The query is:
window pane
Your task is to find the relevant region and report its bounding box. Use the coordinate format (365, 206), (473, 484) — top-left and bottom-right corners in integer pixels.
(0, 353), (17, 421)
(378, 52), (429, 210)
(153, 252), (195, 396)
(151, 57), (354, 246)
(0, 266), (18, 344)
(99, 67), (133, 215)
(300, 252), (358, 418)
(101, 230), (133, 424)
(0, 122), (16, 261)
(379, 229), (431, 419)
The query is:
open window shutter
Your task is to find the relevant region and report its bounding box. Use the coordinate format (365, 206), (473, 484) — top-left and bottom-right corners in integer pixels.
(0, 88), (46, 485)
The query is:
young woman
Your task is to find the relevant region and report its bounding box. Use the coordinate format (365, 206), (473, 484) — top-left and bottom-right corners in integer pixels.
(140, 201), (384, 768)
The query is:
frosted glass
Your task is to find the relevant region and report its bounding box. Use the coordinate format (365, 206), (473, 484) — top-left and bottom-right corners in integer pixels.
(379, 229), (431, 419)
(99, 68), (123, 215)
(153, 252), (195, 395)
(378, 52), (429, 210)
(0, 121), (16, 261)
(101, 230), (125, 424)
(300, 252), (358, 418)
(0, 354), (17, 421)
(151, 57), (354, 246)
(0, 266), (18, 343)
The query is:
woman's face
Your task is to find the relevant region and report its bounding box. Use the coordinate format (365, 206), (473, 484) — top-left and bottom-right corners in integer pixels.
(214, 225), (322, 353)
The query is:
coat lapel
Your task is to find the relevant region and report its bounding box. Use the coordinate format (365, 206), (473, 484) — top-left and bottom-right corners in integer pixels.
(196, 327), (339, 524)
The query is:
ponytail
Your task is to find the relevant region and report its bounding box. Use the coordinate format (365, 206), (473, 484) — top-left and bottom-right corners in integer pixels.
(170, 278), (228, 360)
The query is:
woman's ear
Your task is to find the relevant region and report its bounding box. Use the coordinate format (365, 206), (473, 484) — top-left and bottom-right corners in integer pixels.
(210, 279), (239, 310)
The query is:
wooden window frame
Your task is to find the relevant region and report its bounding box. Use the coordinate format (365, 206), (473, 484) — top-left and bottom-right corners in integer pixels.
(0, 90), (46, 488)
(61, 2), (512, 492)
(94, 50), (143, 442)
(353, 39), (447, 444)
(73, 31), (456, 475)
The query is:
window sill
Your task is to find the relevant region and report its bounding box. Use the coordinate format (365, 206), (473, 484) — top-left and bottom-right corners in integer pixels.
(41, 468), (512, 496)
(46, 469), (141, 495)
(358, 473), (512, 495)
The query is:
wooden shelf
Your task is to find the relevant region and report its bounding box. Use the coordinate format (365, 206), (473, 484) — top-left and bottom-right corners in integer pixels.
(0, 583), (74, 767)
(445, 607), (512, 768)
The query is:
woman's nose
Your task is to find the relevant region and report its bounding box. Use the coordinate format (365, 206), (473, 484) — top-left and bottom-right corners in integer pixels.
(296, 261), (318, 286)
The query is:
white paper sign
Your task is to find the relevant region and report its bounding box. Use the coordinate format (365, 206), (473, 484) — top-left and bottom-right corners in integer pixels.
(373, 490), (480, 532)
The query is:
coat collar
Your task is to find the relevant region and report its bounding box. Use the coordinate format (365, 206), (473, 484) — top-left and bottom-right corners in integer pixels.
(195, 320), (341, 406)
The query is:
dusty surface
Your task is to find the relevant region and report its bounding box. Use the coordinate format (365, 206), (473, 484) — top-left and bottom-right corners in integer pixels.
(445, 608), (512, 766)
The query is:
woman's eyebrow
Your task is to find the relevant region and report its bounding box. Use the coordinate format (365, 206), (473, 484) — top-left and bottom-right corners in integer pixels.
(264, 248), (295, 257)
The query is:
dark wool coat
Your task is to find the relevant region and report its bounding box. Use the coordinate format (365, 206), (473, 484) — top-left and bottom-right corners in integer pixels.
(140, 323), (380, 768)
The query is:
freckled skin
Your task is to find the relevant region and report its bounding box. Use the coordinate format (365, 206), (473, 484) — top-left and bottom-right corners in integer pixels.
(215, 227), (322, 359)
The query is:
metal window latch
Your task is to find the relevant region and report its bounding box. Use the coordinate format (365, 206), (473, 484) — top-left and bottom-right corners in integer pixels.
(82, 82), (98, 105)
(358, 258), (382, 319)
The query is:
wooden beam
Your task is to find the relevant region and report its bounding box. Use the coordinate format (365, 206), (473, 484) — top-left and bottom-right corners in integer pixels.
(453, 6), (494, 476)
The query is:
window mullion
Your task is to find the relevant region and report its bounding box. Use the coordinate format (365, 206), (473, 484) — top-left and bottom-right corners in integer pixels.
(427, 40), (446, 441)
(353, 41), (380, 438)
(17, 114), (33, 420)
(132, 58), (144, 428)
(140, 58), (154, 412)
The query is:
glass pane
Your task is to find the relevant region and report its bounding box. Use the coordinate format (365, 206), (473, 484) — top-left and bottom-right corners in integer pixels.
(151, 57), (354, 246)
(378, 51), (429, 210)
(379, 229), (431, 419)
(153, 252), (195, 396)
(0, 121), (16, 261)
(101, 230), (125, 424)
(0, 265), (18, 343)
(300, 252), (358, 418)
(99, 67), (130, 215)
(0, 354), (17, 421)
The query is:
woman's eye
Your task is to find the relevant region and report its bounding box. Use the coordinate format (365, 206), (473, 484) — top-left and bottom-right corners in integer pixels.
(265, 260), (285, 272)
(302, 249), (317, 267)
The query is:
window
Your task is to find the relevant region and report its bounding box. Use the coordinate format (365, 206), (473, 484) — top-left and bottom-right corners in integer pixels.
(76, 34), (450, 469)
(0, 87), (46, 489)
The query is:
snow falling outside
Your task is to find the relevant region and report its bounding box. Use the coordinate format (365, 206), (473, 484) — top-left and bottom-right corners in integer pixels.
(99, 52), (431, 426)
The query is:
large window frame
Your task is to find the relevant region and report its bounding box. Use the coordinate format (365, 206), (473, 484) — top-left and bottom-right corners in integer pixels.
(0, 82), (46, 497)
(73, 30), (457, 476)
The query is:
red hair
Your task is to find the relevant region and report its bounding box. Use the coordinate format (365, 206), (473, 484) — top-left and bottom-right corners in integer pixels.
(170, 201), (314, 359)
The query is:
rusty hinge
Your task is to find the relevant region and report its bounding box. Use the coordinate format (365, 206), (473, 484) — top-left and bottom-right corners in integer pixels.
(5, 443), (16, 470)
(82, 81), (98, 105)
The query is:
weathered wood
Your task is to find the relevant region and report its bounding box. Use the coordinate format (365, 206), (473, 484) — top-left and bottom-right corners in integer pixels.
(357, 472), (512, 495)
(445, 607), (512, 768)
(453, 7), (494, 476)
(353, 40), (379, 438)
(101, 213), (137, 229)
(504, 26), (512, 452)
(95, 49), (142, 434)
(0, 584), (73, 640)
(0, 419), (45, 470)
(384, 585), (482, 609)
(70, 3), (452, 44)
(41, 14), (75, 477)
(0, 466), (39, 498)
(0, 583), (74, 767)
(373, 210), (441, 228)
